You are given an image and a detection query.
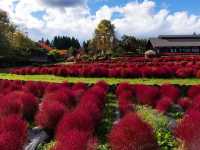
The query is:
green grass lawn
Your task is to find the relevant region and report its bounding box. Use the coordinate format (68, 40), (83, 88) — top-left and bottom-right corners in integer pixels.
(0, 73), (200, 85)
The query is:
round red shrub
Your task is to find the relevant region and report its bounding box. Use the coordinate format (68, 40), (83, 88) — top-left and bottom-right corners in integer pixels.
(35, 101), (66, 130)
(108, 113), (159, 150)
(43, 89), (76, 109)
(0, 132), (23, 150)
(81, 91), (103, 109)
(189, 95), (200, 111)
(174, 111), (200, 150)
(94, 81), (109, 92)
(73, 89), (86, 102)
(119, 99), (134, 116)
(72, 82), (87, 91)
(23, 81), (46, 97)
(0, 94), (22, 117)
(135, 85), (159, 107)
(116, 83), (134, 96)
(160, 84), (180, 102)
(78, 99), (102, 125)
(187, 85), (200, 98)
(178, 97), (192, 110)
(0, 115), (27, 145)
(45, 83), (69, 93)
(118, 91), (135, 103)
(54, 130), (97, 150)
(156, 97), (173, 113)
(0, 91), (38, 120)
(56, 110), (94, 141)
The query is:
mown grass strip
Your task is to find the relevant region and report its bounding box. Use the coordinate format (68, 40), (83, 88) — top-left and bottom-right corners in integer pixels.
(0, 73), (200, 85)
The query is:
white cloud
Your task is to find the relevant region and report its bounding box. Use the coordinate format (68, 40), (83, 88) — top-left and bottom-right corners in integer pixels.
(1, 0), (200, 42)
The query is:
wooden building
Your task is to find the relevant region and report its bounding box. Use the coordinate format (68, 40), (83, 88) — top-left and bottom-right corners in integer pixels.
(147, 35), (200, 55)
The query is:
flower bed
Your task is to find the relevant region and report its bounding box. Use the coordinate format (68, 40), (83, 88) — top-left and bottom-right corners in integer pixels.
(10, 56), (200, 78)
(0, 79), (200, 149)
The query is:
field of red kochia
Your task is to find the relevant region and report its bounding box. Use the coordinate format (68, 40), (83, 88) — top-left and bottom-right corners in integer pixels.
(0, 79), (200, 149)
(11, 56), (200, 78)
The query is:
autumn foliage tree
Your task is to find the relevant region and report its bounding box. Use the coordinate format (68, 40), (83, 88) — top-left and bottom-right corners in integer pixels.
(91, 20), (116, 55)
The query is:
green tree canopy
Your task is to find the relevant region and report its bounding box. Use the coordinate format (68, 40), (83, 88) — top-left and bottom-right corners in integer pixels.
(50, 36), (80, 50)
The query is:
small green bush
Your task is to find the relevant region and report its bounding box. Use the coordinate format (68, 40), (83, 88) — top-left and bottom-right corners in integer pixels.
(136, 105), (178, 150)
(37, 140), (56, 150)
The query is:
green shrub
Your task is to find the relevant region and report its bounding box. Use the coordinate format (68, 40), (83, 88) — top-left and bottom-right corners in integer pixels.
(97, 144), (111, 150)
(136, 105), (169, 130)
(37, 140), (56, 150)
(136, 105), (178, 150)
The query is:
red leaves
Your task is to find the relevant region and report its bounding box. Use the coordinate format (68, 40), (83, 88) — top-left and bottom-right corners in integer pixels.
(43, 89), (76, 110)
(53, 130), (98, 150)
(187, 85), (200, 98)
(35, 101), (66, 130)
(0, 115), (28, 150)
(160, 84), (180, 102)
(108, 113), (159, 150)
(116, 82), (134, 96)
(178, 97), (192, 110)
(135, 84), (160, 107)
(0, 93), (22, 117)
(10, 56), (200, 78)
(156, 97), (173, 113)
(0, 91), (38, 120)
(174, 111), (200, 150)
(54, 82), (107, 149)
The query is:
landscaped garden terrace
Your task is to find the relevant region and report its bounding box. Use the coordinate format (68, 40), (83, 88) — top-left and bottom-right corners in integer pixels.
(1, 79), (200, 150)
(10, 55), (200, 78)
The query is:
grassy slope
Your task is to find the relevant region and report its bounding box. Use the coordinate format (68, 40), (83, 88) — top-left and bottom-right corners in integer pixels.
(0, 73), (200, 85)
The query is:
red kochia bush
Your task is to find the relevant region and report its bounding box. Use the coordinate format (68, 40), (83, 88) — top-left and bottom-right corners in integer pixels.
(23, 81), (46, 97)
(174, 111), (200, 150)
(94, 81), (109, 92)
(0, 132), (23, 150)
(9, 91), (38, 120)
(108, 113), (159, 150)
(119, 99), (134, 116)
(81, 91), (103, 109)
(78, 99), (102, 125)
(56, 110), (95, 141)
(43, 89), (76, 109)
(189, 95), (200, 112)
(135, 85), (159, 106)
(0, 91), (38, 120)
(160, 84), (180, 102)
(53, 130), (98, 150)
(35, 101), (66, 130)
(44, 83), (69, 93)
(156, 97), (173, 113)
(19, 92), (38, 120)
(0, 94), (21, 117)
(187, 85), (200, 98)
(178, 97), (192, 110)
(0, 115), (27, 150)
(116, 82), (134, 96)
(118, 91), (135, 116)
(72, 82), (87, 91)
(90, 85), (106, 97)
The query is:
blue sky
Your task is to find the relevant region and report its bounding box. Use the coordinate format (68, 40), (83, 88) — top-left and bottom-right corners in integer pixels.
(0, 0), (200, 42)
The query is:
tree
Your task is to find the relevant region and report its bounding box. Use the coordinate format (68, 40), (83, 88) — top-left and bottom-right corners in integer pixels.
(118, 35), (148, 55)
(0, 10), (14, 56)
(121, 35), (138, 51)
(51, 36), (81, 50)
(68, 46), (76, 57)
(92, 20), (116, 54)
(45, 39), (51, 46)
